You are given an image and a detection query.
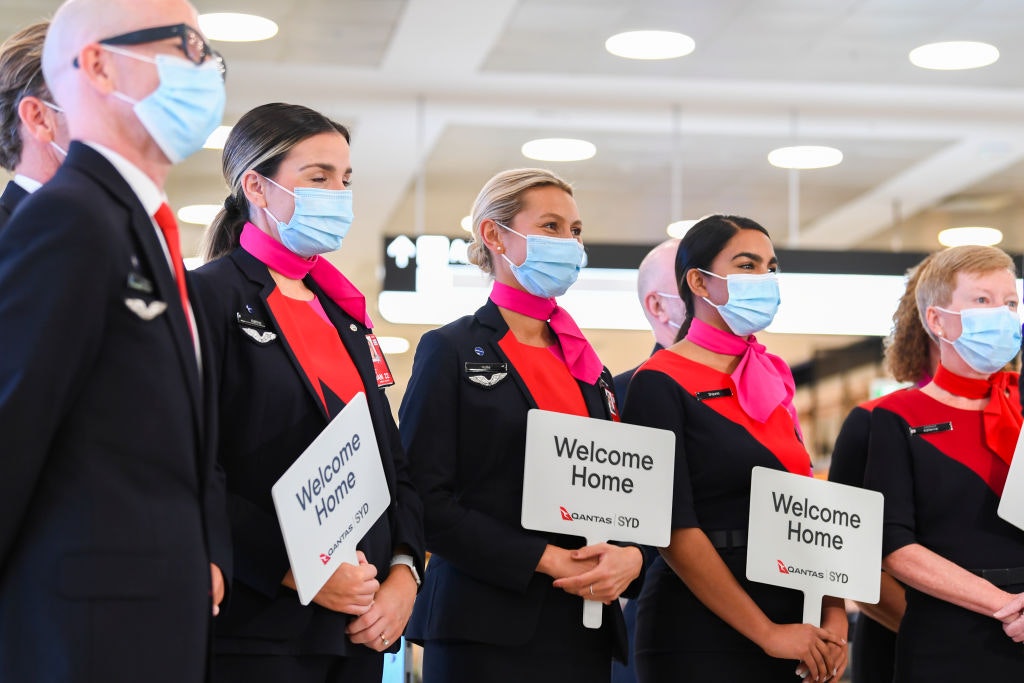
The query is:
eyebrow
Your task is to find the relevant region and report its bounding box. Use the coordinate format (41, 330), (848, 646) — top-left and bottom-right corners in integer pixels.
(730, 251), (777, 265)
(536, 212), (583, 226)
(297, 162), (353, 174)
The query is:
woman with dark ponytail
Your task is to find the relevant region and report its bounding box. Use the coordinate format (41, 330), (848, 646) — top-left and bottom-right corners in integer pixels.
(190, 102), (424, 683)
(622, 215), (848, 681)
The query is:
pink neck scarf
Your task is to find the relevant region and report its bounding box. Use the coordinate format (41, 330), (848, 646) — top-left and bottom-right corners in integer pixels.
(240, 223), (373, 328)
(686, 317), (800, 431)
(489, 281), (604, 385)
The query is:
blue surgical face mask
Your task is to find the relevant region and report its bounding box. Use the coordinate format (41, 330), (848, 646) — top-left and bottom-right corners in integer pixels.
(698, 269), (780, 336)
(935, 305), (1022, 375)
(105, 45), (225, 164)
(497, 222), (585, 298)
(263, 176), (354, 258)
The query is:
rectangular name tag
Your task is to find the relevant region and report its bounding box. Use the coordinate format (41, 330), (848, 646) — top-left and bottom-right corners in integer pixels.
(746, 466), (884, 626)
(365, 334), (395, 388)
(271, 392), (391, 605)
(908, 421), (953, 436)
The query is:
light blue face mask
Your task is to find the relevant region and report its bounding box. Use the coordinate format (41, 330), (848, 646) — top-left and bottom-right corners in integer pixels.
(263, 176), (354, 258)
(497, 222), (586, 298)
(699, 269), (780, 336)
(106, 46), (225, 164)
(935, 305), (1022, 374)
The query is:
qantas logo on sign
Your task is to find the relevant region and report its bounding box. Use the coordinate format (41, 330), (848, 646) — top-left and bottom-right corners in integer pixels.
(559, 506), (573, 521)
(320, 553), (331, 565)
(776, 559), (824, 578)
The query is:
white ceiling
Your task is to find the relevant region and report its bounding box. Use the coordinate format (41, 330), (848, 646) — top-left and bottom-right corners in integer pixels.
(5, 0), (1024, 377)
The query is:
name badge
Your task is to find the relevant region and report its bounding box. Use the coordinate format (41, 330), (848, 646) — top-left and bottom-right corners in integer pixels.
(365, 334), (395, 388)
(464, 362), (508, 388)
(696, 388), (733, 401)
(909, 421), (953, 436)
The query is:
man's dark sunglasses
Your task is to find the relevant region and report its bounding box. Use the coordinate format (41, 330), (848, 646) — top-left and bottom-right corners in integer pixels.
(73, 23), (226, 79)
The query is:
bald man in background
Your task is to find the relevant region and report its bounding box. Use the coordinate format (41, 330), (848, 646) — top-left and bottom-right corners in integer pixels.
(612, 238), (684, 403)
(0, 20), (69, 230)
(0, 0), (228, 680)
(609, 237), (682, 683)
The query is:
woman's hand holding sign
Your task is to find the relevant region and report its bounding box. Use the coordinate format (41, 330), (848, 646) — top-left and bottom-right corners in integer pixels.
(283, 550), (379, 615)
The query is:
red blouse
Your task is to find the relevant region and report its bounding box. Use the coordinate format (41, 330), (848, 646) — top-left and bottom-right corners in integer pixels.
(498, 330), (588, 417)
(266, 288), (365, 414)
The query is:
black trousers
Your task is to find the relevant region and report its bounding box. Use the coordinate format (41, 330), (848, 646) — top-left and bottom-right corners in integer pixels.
(213, 652), (384, 683)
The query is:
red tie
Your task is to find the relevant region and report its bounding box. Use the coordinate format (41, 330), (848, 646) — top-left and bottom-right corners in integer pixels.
(153, 202), (193, 334)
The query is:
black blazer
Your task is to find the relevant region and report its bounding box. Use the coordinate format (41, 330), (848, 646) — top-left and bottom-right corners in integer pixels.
(613, 343), (663, 407)
(0, 179), (27, 232)
(0, 142), (228, 682)
(399, 299), (642, 661)
(190, 247), (424, 657)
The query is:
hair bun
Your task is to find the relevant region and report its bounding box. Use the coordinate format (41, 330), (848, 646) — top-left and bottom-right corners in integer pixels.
(223, 194), (240, 215)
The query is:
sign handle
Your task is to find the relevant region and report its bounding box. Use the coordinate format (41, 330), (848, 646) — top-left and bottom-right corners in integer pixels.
(583, 598), (602, 629)
(582, 536), (604, 629)
(802, 591), (823, 627)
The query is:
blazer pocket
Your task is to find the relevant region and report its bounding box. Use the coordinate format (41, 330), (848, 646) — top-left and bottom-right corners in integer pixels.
(58, 553), (166, 600)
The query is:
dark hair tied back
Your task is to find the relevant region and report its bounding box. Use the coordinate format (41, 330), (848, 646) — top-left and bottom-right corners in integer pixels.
(223, 193), (240, 216)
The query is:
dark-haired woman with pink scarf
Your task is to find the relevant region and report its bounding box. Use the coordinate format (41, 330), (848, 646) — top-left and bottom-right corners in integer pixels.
(622, 215), (848, 682)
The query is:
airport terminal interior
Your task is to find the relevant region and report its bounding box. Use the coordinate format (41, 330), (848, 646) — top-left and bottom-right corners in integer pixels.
(4, 0), (1024, 679)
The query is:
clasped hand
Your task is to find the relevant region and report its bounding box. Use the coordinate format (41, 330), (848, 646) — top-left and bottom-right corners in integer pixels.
(548, 543), (643, 603)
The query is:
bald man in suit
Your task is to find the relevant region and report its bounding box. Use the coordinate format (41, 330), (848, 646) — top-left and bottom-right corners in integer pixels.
(0, 1), (229, 680)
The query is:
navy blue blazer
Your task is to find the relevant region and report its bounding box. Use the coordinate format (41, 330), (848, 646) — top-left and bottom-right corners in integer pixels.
(190, 247), (424, 657)
(0, 180), (27, 233)
(399, 299), (642, 662)
(612, 343), (663, 407)
(0, 142), (228, 682)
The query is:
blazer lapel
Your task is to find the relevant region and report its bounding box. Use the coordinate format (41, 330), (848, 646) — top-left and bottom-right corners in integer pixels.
(68, 145), (204, 438)
(231, 250), (330, 421)
(476, 299), (540, 410)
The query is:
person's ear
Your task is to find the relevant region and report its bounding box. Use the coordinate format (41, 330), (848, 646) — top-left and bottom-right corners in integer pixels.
(75, 43), (118, 96)
(17, 96), (56, 144)
(241, 170), (269, 209)
(480, 218), (506, 256)
(924, 306), (946, 340)
(644, 291), (666, 322)
(686, 269), (708, 299)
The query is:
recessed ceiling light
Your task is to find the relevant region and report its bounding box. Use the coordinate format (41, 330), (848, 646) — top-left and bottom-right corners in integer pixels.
(203, 125), (232, 150)
(198, 13), (279, 42)
(666, 219), (698, 238)
(605, 30), (695, 60)
(178, 204), (222, 226)
(909, 41), (998, 70)
(937, 226), (1003, 247)
(521, 138), (596, 162)
(377, 336), (411, 354)
(460, 215), (473, 232)
(768, 145), (843, 170)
